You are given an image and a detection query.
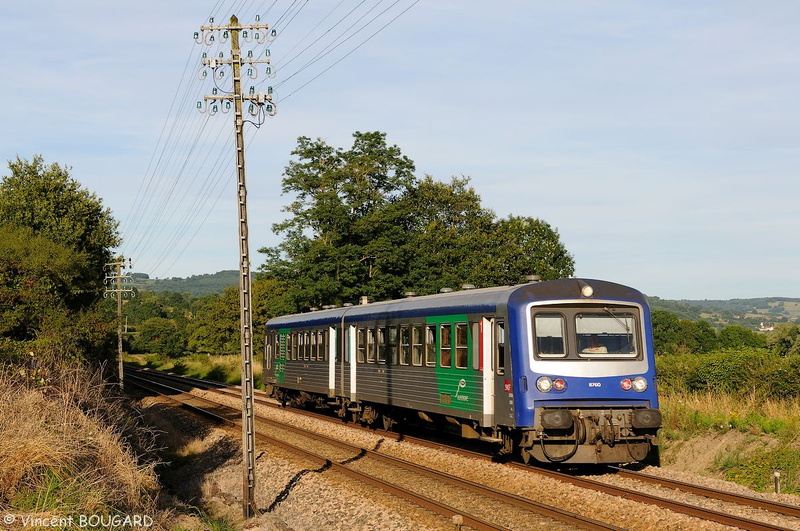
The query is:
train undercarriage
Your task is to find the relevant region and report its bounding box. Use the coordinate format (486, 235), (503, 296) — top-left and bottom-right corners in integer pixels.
(268, 385), (661, 466)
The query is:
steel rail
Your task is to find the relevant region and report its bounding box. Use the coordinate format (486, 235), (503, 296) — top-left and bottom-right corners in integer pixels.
(608, 466), (800, 519)
(127, 368), (798, 531)
(126, 369), (616, 531)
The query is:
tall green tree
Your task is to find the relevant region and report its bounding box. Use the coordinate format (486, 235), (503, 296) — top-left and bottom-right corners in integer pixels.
(260, 132), (417, 308)
(0, 155), (120, 284)
(0, 156), (121, 363)
(767, 323), (800, 356)
(259, 132), (575, 312)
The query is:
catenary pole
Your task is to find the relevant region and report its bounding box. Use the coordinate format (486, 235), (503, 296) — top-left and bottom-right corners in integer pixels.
(197, 14), (275, 519)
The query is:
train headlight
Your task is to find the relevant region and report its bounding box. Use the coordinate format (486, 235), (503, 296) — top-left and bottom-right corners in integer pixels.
(620, 378), (632, 391)
(632, 377), (648, 392)
(552, 378), (566, 391)
(536, 376), (553, 393)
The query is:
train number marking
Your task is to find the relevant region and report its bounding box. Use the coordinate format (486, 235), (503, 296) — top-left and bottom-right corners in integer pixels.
(588, 382), (602, 388)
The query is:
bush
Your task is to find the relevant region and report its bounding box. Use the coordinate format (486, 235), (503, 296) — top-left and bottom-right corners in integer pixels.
(658, 349), (800, 399)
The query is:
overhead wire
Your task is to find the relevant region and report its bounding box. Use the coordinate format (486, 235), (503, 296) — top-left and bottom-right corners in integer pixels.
(120, 0), (418, 278)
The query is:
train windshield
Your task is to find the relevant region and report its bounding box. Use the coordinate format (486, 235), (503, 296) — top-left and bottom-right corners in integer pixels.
(531, 306), (640, 360)
(575, 312), (637, 358)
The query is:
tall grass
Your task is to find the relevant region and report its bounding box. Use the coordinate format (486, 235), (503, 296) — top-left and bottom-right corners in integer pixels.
(125, 352), (262, 388)
(0, 361), (161, 521)
(659, 389), (800, 442)
(660, 389), (800, 493)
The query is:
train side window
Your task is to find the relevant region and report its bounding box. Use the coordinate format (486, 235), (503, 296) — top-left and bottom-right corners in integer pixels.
(534, 314), (566, 358)
(377, 327), (387, 363)
(310, 331), (318, 361)
(389, 326), (399, 365)
(472, 322), (481, 370)
(366, 328), (376, 363)
(440, 323), (452, 368)
(425, 324), (436, 366)
(455, 323), (469, 369)
(356, 328), (366, 363)
(323, 330), (329, 361)
(317, 330), (324, 361)
(495, 321), (505, 375)
(264, 333), (272, 370)
(412, 325), (424, 366)
(400, 325), (411, 365)
(303, 332), (310, 360)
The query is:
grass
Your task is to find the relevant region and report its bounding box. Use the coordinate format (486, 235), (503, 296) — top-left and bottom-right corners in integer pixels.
(659, 389), (800, 441)
(124, 352), (263, 388)
(660, 389), (800, 494)
(0, 361), (161, 526)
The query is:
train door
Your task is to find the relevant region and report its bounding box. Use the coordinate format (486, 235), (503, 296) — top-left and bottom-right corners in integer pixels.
(333, 323), (355, 401)
(272, 328), (289, 385)
(492, 319), (516, 424)
(427, 315), (482, 417)
(480, 317), (495, 427)
(327, 326), (336, 397)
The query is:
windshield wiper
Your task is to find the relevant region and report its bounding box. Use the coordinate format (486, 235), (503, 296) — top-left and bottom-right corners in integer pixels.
(603, 306), (630, 333)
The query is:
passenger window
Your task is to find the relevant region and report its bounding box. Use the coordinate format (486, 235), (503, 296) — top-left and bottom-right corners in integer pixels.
(440, 324), (452, 368)
(366, 328), (376, 363)
(264, 334), (272, 370)
(389, 326), (399, 365)
(400, 325), (411, 365)
(323, 330), (329, 361)
(534, 314), (566, 358)
(291, 332), (298, 361)
(357, 328), (366, 363)
(496, 321), (505, 375)
(425, 324), (436, 366)
(412, 325), (424, 366)
(455, 323), (469, 369)
(377, 327), (387, 363)
(472, 322), (481, 370)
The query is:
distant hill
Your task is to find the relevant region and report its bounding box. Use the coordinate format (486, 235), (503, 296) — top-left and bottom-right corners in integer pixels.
(648, 296), (800, 330)
(133, 272), (800, 329)
(133, 270), (239, 297)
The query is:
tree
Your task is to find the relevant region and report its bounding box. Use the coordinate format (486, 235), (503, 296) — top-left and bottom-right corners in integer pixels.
(0, 155), (120, 287)
(0, 224), (113, 363)
(0, 225), (91, 341)
(187, 287), (240, 355)
(488, 215), (574, 284)
(132, 317), (187, 358)
(717, 325), (767, 350)
(767, 323), (800, 356)
(259, 132), (574, 311)
(651, 310), (682, 355)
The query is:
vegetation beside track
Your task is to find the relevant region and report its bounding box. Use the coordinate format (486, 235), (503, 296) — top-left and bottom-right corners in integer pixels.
(0, 362), (162, 527)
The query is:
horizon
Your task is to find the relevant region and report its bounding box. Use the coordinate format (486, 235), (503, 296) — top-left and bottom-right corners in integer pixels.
(3, 2), (799, 300)
(137, 269), (800, 302)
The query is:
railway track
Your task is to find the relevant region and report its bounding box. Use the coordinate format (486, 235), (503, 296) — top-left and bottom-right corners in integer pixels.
(125, 367), (618, 530)
(124, 366), (800, 531)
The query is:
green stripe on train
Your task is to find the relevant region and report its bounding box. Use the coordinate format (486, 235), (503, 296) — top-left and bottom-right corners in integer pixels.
(426, 314), (481, 413)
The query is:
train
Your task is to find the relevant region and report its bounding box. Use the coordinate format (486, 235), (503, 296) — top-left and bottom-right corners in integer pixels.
(262, 277), (661, 465)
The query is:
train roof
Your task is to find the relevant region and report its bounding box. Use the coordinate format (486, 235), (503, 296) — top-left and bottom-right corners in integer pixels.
(265, 278), (647, 329)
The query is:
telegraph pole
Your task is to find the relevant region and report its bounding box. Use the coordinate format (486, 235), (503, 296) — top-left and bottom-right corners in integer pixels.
(196, 15), (276, 519)
(104, 257), (134, 389)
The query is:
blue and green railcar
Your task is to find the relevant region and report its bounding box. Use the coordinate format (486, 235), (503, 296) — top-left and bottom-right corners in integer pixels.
(263, 278), (661, 465)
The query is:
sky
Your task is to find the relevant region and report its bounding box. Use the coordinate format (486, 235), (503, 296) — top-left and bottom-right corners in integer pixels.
(1, 1), (798, 301)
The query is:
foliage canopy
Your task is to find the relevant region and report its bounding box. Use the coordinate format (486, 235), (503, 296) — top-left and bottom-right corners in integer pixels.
(258, 131), (575, 311)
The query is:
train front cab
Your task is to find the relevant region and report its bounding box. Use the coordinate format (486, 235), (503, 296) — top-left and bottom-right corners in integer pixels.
(508, 282), (662, 465)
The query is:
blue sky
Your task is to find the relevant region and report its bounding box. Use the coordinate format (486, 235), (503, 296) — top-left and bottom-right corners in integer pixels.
(1, 1), (798, 300)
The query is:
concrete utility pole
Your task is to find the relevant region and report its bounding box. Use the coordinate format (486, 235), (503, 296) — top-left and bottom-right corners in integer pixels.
(196, 14), (276, 519)
(104, 257), (134, 389)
